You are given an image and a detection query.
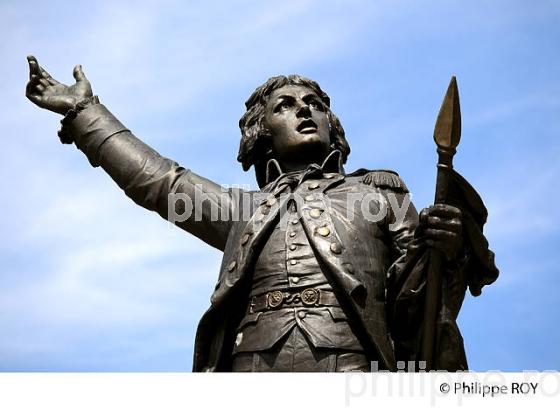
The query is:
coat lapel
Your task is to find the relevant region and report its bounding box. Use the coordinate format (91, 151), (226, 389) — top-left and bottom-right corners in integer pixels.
(211, 187), (292, 304)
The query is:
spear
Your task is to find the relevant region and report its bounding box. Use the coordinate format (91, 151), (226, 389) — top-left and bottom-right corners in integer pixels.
(420, 76), (462, 370)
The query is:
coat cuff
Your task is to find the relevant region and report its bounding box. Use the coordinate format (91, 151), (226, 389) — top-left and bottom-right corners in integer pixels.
(68, 103), (129, 167)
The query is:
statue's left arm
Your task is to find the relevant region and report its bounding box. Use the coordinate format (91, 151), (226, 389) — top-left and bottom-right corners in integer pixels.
(364, 170), (499, 370)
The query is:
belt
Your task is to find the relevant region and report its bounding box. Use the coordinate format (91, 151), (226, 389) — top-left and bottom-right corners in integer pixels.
(249, 288), (339, 313)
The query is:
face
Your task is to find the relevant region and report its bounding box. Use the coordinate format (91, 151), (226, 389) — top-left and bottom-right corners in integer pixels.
(264, 85), (331, 168)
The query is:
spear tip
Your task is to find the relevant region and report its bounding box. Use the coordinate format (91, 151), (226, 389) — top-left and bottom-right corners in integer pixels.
(434, 76), (462, 150)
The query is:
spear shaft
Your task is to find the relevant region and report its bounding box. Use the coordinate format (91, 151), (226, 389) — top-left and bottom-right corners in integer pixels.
(420, 76), (462, 370)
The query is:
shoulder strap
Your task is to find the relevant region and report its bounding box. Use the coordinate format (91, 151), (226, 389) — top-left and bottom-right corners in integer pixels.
(360, 169), (409, 193)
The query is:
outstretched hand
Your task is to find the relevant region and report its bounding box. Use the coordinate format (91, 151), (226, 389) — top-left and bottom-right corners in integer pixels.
(25, 55), (93, 115)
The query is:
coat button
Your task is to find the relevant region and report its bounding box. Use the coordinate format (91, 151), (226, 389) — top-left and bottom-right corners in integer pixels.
(330, 242), (342, 254)
(308, 181), (320, 189)
(309, 208), (322, 218)
(241, 233), (250, 245)
(291, 219), (299, 225)
(289, 260), (298, 266)
(291, 277), (300, 284)
(304, 195), (315, 202)
(227, 260), (237, 271)
(289, 244), (297, 251)
(266, 196), (277, 207)
(297, 311), (306, 319)
(289, 231), (296, 238)
(316, 226), (330, 237)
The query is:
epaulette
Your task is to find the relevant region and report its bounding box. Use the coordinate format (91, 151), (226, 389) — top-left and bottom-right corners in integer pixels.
(360, 169), (409, 193)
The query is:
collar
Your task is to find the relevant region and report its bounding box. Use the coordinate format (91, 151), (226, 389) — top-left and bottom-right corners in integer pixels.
(264, 150), (345, 185)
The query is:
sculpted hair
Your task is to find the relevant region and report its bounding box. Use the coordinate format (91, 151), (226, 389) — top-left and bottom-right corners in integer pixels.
(237, 75), (350, 187)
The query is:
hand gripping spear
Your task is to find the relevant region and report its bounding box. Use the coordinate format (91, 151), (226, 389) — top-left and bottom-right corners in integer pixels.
(420, 76), (462, 370)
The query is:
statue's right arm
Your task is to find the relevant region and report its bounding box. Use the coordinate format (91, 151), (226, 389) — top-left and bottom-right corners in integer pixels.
(72, 104), (236, 251)
(25, 56), (237, 251)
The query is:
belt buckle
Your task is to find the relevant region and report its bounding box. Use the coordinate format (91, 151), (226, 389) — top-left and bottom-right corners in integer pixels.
(266, 290), (284, 309)
(301, 288), (320, 306)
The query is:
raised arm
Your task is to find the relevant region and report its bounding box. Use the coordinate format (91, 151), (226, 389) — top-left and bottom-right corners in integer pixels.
(25, 56), (238, 251)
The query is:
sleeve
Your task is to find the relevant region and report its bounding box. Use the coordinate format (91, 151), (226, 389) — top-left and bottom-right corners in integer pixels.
(360, 170), (426, 338)
(363, 170), (463, 369)
(361, 169), (498, 370)
(378, 181), (434, 368)
(66, 102), (240, 251)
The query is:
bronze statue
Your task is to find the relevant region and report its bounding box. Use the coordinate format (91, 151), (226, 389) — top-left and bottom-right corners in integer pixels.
(25, 55), (498, 372)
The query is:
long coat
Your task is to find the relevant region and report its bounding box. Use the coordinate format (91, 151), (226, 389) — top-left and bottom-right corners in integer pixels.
(67, 103), (499, 372)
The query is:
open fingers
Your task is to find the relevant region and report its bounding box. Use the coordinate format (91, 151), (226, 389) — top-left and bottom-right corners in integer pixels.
(27, 55), (59, 85)
(27, 73), (44, 92)
(40, 67), (59, 85)
(27, 55), (42, 79)
(72, 64), (89, 84)
(25, 81), (36, 96)
(25, 81), (43, 105)
(26, 69), (47, 96)
(29, 73), (40, 84)
(27, 74), (40, 92)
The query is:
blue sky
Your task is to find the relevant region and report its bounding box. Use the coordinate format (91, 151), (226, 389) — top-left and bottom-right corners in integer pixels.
(0, 0), (559, 371)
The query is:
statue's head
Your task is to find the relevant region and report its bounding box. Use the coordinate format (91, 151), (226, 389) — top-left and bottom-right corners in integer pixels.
(238, 75), (350, 187)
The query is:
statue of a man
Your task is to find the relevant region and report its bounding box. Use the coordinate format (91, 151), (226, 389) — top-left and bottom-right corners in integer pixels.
(25, 56), (498, 372)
